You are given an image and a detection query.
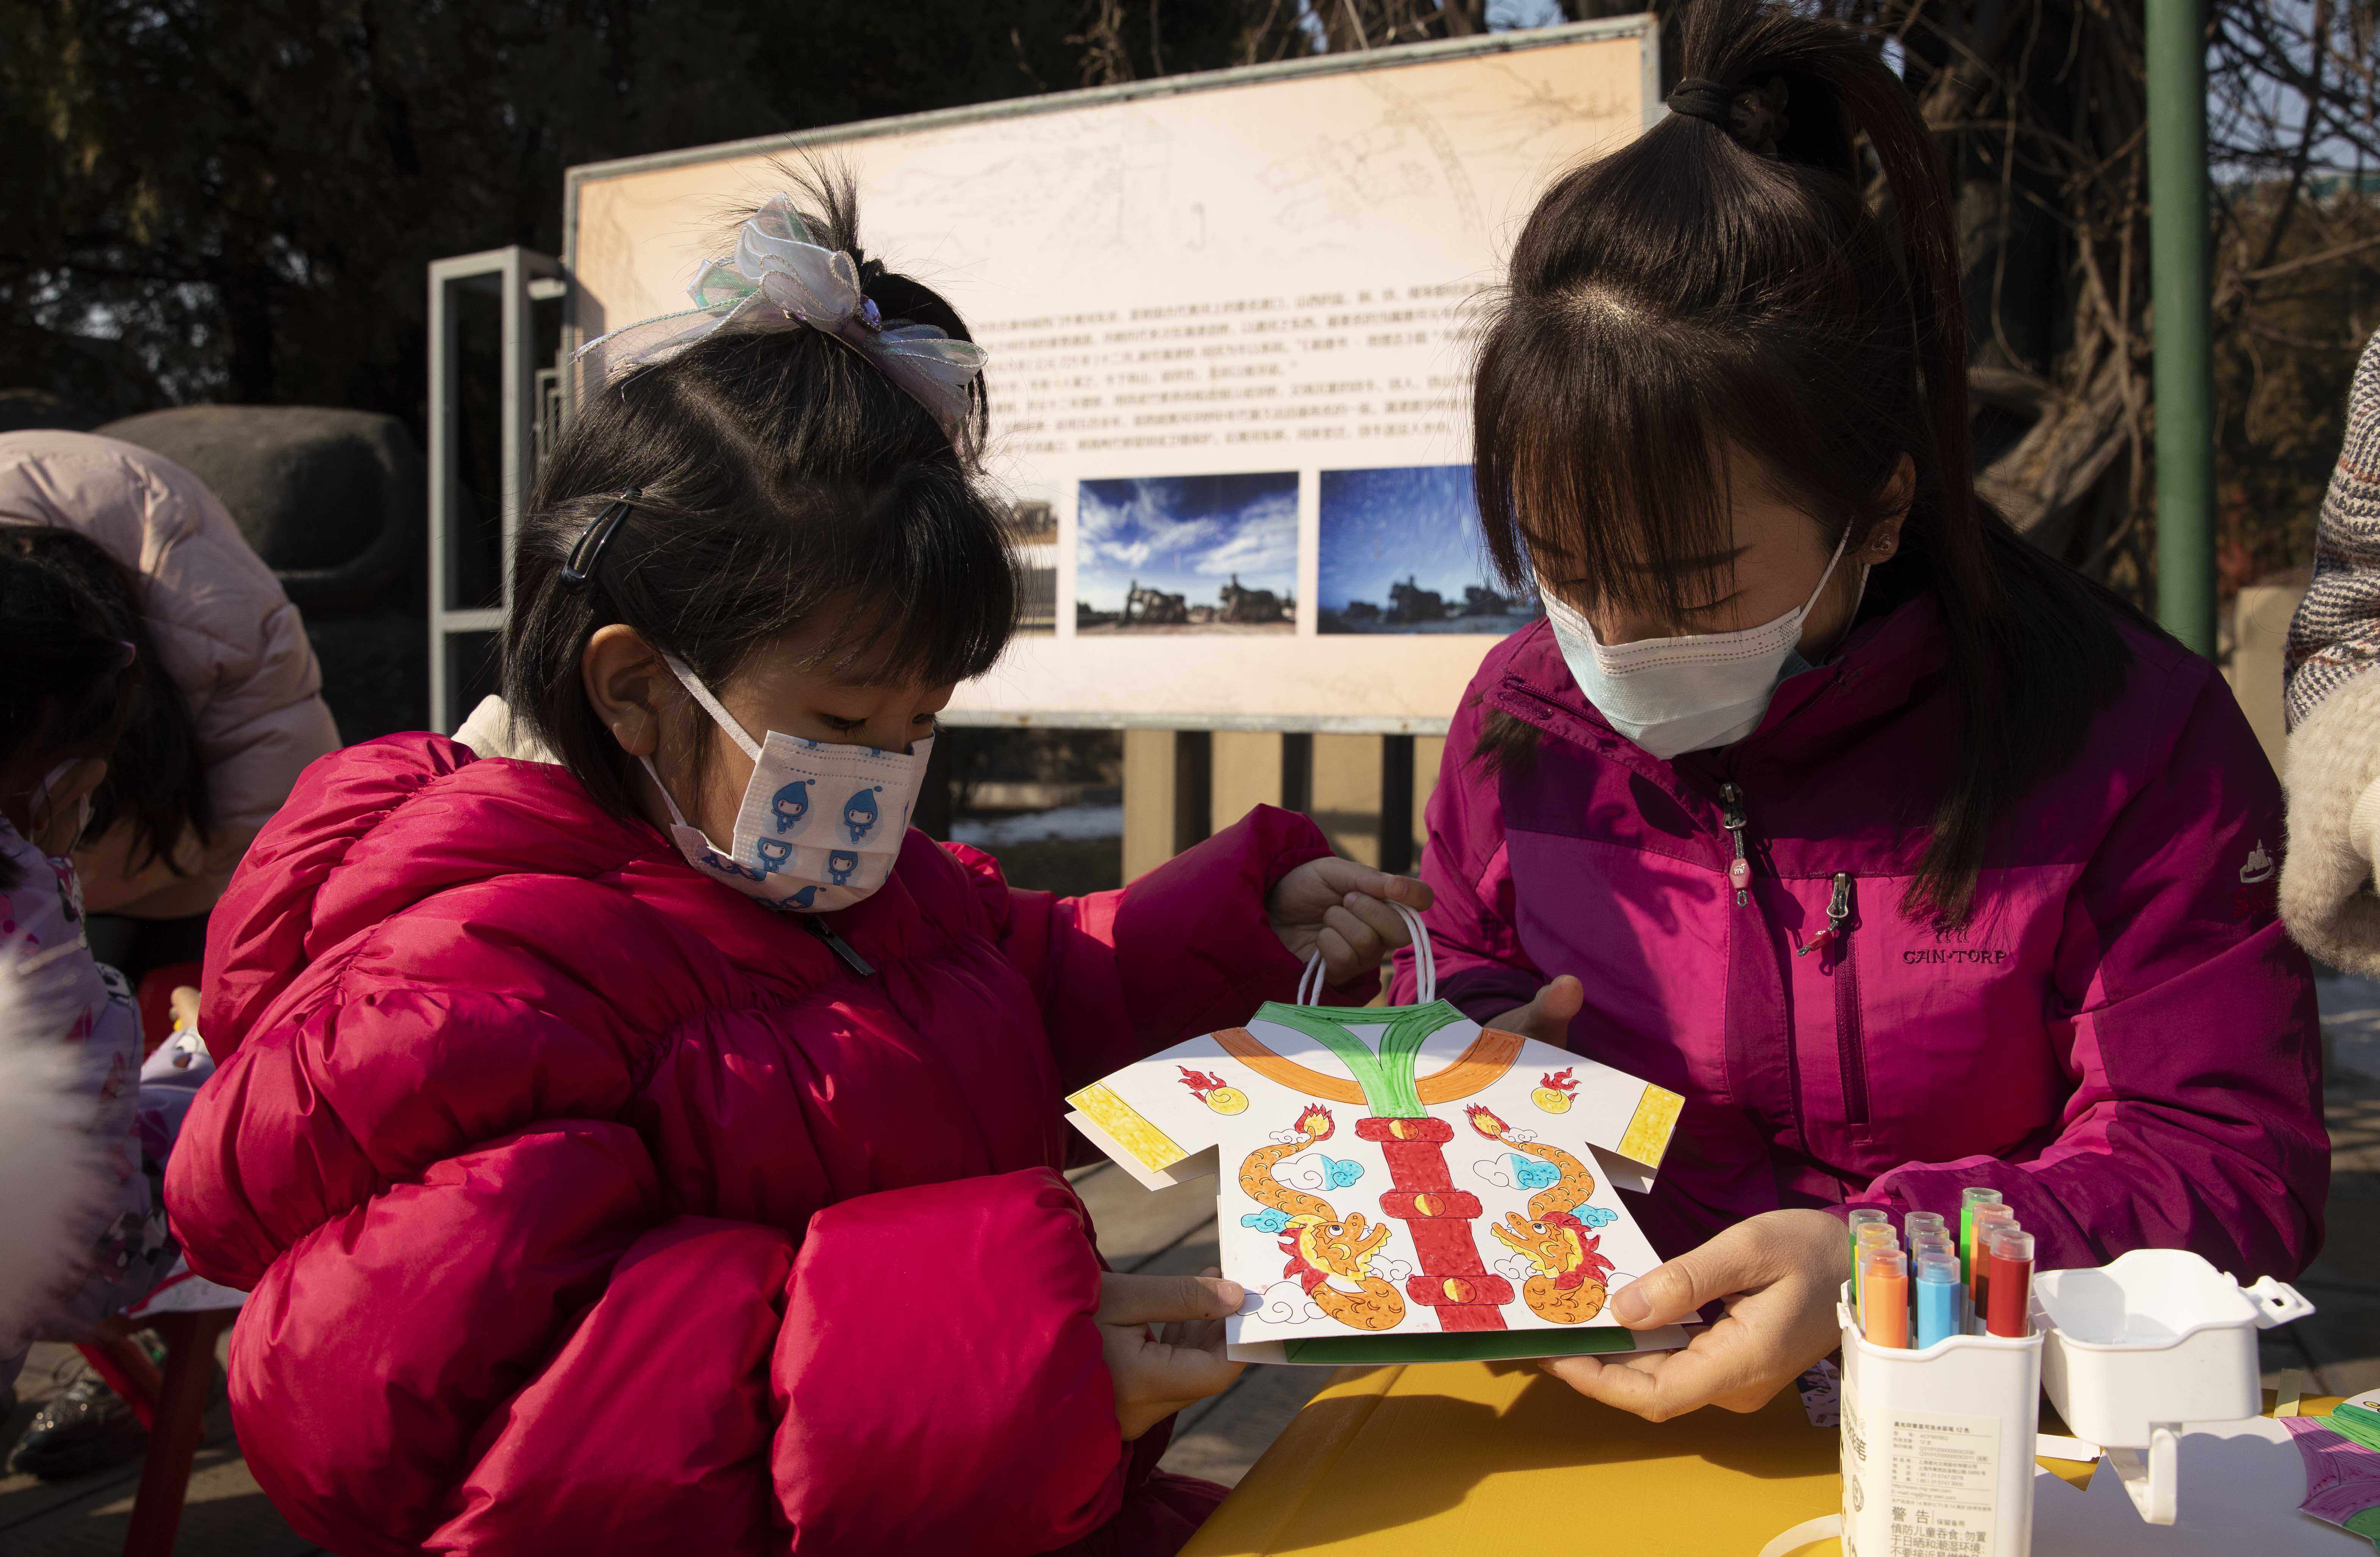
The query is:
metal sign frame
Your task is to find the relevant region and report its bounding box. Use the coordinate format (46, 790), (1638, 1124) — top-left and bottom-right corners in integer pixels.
(425, 247), (563, 734)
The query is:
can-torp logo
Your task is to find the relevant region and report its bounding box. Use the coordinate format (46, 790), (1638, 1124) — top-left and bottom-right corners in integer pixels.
(1900, 923), (2009, 967)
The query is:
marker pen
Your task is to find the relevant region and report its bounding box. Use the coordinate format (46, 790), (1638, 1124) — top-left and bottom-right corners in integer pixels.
(1907, 1233), (1957, 1328)
(1985, 1230), (2035, 1339)
(1861, 1249), (1910, 1348)
(1852, 1223), (1897, 1306)
(1847, 1209), (1889, 1285)
(1959, 1188), (2002, 1279)
(1905, 1210), (1946, 1244)
(1914, 1254), (1961, 1348)
(1969, 1205), (2017, 1320)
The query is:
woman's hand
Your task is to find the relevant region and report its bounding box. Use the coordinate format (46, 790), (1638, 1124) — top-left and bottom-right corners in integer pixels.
(1540, 1209), (1850, 1421)
(1481, 975), (1585, 1048)
(1097, 1270), (1247, 1441)
(1265, 859), (1433, 988)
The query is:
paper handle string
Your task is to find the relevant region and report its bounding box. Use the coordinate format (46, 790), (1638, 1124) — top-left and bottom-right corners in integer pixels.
(1297, 901), (1433, 1005)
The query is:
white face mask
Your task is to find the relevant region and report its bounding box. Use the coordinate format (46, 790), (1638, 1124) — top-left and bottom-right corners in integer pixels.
(1540, 531), (1861, 761)
(29, 761), (92, 855)
(638, 656), (930, 912)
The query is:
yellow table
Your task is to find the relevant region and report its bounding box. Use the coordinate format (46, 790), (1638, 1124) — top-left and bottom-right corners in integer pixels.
(1184, 1361), (2339, 1557)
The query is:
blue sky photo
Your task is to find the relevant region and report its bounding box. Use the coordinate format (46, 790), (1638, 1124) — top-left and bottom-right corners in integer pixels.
(1318, 465), (1533, 634)
(1076, 472), (1298, 611)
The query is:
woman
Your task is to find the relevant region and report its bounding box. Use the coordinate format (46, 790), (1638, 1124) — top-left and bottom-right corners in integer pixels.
(0, 429), (340, 974)
(1397, 0), (2327, 1421)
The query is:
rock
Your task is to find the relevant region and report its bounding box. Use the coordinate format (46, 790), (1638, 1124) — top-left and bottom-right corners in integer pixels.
(95, 405), (423, 615)
(0, 388), (100, 435)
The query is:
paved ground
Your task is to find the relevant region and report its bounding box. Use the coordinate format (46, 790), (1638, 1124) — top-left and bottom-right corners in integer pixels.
(7, 976), (2376, 1552)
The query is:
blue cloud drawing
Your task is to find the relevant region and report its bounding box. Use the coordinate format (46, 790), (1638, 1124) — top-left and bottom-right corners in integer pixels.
(1510, 1155), (1560, 1191)
(1579, 1205), (1618, 1229)
(1240, 1208), (1291, 1233)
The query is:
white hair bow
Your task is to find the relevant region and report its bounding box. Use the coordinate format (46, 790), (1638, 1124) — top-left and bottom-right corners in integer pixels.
(570, 194), (988, 443)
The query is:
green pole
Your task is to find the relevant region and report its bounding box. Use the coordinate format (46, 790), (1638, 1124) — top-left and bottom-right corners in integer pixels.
(2149, 0), (2216, 657)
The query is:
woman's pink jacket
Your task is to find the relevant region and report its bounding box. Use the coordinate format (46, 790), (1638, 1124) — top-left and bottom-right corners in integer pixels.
(1396, 601), (2327, 1278)
(167, 735), (1336, 1555)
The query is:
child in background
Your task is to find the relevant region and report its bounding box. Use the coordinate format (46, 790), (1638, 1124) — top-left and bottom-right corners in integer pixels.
(167, 171), (1430, 1557)
(0, 537), (207, 1475)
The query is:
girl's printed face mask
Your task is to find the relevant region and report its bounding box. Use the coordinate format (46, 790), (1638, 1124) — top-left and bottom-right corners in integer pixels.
(1540, 528), (1861, 761)
(639, 656), (928, 912)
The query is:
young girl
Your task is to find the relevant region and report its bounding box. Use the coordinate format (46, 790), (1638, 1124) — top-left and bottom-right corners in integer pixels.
(0, 538), (187, 1411)
(1400, 0), (2327, 1422)
(166, 176), (1427, 1555)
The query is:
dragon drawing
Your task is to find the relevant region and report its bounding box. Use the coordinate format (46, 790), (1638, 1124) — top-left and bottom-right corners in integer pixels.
(1468, 1106), (1615, 1323)
(1237, 1104), (1405, 1331)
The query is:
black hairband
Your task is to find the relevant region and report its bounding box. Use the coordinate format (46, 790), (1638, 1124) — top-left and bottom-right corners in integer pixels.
(1666, 77), (1736, 127)
(560, 488), (641, 590)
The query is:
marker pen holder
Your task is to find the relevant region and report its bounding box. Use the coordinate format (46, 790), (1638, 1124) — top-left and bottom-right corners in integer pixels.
(2032, 1249), (2314, 1526)
(1836, 1283), (2043, 1557)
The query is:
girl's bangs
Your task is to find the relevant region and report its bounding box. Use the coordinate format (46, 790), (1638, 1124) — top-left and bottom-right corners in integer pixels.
(816, 491), (1020, 689)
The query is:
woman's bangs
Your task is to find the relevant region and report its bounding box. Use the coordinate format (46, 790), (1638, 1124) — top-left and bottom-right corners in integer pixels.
(1494, 308), (1742, 620)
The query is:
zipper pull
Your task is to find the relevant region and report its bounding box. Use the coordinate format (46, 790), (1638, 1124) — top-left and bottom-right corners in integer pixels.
(1719, 782), (1752, 905)
(801, 914), (876, 976)
(1796, 872), (1855, 958)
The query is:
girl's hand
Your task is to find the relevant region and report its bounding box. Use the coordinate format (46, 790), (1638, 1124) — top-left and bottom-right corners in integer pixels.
(1265, 859), (1433, 989)
(1096, 1270), (1246, 1441)
(1539, 1209), (1850, 1421)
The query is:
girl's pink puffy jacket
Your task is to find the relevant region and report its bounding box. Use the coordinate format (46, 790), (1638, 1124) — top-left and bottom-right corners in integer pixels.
(1395, 600), (2328, 1278)
(166, 735), (1339, 1556)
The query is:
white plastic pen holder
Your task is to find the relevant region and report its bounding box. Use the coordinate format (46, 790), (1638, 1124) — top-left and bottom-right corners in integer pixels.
(1837, 1284), (2043, 1557)
(2032, 1248), (2315, 1527)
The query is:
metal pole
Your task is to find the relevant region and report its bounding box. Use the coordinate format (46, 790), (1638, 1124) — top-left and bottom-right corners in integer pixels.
(2150, 0), (2216, 657)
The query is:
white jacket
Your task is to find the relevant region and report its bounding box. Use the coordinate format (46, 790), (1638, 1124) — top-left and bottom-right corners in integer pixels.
(0, 431), (341, 915)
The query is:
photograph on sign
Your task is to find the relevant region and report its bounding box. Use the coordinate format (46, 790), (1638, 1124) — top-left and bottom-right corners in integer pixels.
(1077, 472), (1299, 634)
(565, 19), (1654, 730)
(1317, 464), (1540, 636)
(1005, 494), (1060, 634)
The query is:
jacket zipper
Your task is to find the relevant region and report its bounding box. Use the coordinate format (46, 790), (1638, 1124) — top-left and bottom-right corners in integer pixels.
(1800, 872), (1869, 1126)
(1719, 782), (1752, 906)
(801, 915), (875, 976)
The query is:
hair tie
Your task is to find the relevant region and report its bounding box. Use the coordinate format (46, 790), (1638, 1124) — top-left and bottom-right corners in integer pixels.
(560, 488), (641, 590)
(570, 194), (988, 447)
(1666, 77), (1736, 127)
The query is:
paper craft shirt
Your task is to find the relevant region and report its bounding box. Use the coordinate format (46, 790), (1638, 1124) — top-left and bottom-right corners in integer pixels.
(1068, 998), (1683, 1347)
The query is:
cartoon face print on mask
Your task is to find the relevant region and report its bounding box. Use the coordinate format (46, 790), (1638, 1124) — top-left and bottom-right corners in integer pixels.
(756, 837), (793, 873)
(828, 850), (860, 886)
(843, 786), (882, 844)
(701, 848), (767, 882)
(773, 780), (811, 835)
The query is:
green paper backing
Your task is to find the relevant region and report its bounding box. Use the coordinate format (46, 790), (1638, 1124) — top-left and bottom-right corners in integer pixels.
(1281, 1327), (1647, 1365)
